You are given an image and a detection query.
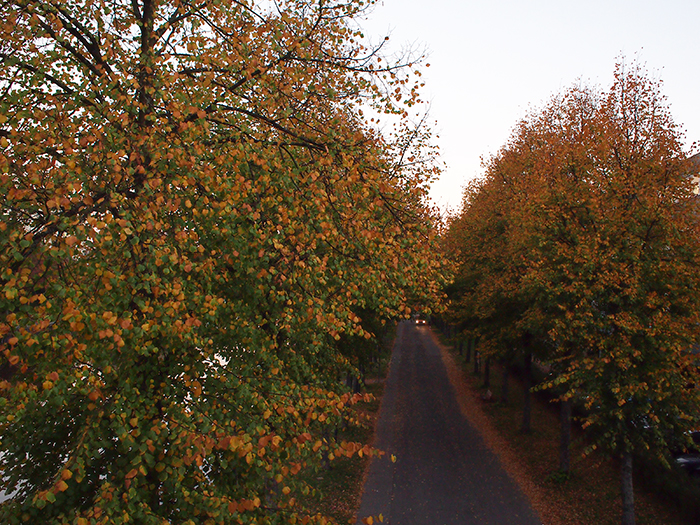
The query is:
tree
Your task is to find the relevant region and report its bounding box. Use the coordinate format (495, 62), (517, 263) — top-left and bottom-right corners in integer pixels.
(543, 64), (700, 525)
(445, 61), (700, 525)
(443, 139), (554, 433)
(0, 1), (444, 523)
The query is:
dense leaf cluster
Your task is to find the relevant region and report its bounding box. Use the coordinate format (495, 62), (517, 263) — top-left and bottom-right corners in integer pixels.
(0, 1), (445, 523)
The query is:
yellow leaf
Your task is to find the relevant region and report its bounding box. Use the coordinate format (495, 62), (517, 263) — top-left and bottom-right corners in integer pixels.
(191, 380), (202, 397)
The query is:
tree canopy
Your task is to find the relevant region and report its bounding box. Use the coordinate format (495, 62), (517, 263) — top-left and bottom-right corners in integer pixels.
(444, 62), (700, 525)
(0, 1), (445, 523)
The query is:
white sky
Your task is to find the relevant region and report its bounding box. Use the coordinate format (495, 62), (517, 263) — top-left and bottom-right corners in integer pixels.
(358, 0), (700, 215)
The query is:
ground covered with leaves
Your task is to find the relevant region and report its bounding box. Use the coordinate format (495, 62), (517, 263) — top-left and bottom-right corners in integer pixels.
(437, 333), (693, 525)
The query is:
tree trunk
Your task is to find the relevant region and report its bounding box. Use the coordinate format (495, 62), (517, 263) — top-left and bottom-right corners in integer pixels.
(483, 356), (491, 388)
(521, 351), (532, 433)
(621, 451), (635, 525)
(501, 364), (509, 403)
(559, 398), (571, 473)
(473, 350), (480, 376)
(465, 339), (472, 363)
(458, 338), (464, 356)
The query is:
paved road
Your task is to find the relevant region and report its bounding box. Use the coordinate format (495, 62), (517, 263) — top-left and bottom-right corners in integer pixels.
(356, 322), (542, 525)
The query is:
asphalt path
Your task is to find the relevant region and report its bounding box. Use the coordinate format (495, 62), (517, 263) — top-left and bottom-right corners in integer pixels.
(356, 322), (542, 525)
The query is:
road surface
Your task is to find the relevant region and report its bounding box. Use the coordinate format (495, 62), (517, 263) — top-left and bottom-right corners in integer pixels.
(356, 321), (542, 525)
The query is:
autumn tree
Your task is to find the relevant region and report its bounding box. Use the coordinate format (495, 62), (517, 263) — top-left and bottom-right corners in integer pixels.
(541, 65), (700, 525)
(445, 62), (700, 525)
(444, 141), (554, 432)
(0, 1), (444, 523)
(497, 84), (602, 463)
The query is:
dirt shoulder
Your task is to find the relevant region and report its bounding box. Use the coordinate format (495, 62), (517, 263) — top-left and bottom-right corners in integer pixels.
(433, 330), (570, 525)
(431, 328), (688, 525)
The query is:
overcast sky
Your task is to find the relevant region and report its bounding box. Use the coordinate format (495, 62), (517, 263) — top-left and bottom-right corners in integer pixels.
(358, 0), (700, 214)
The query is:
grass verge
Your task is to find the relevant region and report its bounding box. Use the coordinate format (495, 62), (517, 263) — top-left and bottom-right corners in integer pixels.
(304, 379), (384, 524)
(298, 344), (390, 524)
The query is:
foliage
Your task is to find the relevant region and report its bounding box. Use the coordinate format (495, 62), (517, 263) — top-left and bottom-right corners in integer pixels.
(0, 1), (445, 523)
(444, 61), (700, 523)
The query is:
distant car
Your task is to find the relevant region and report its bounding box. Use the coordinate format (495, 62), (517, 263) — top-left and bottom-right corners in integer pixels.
(673, 431), (700, 477)
(675, 453), (700, 477)
(414, 315), (427, 325)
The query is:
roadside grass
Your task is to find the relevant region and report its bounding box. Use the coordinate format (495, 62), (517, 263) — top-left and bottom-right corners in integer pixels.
(444, 337), (694, 525)
(299, 352), (390, 524)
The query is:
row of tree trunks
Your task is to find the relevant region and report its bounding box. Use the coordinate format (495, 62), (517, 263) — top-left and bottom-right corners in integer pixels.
(443, 324), (573, 476)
